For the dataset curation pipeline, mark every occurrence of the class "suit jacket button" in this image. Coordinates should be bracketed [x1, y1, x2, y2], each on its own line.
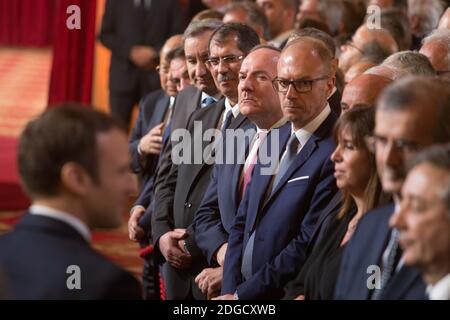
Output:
[184, 202, 188, 207]
[188, 203, 192, 208]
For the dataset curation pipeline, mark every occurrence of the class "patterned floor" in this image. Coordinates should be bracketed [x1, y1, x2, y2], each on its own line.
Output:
[0, 47, 51, 137]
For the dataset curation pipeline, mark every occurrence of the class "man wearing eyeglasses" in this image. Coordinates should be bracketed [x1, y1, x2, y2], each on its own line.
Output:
[217, 37, 339, 299]
[335, 76, 450, 300]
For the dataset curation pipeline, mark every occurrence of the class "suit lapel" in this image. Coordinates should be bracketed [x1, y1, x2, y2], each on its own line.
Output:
[186, 100, 225, 191]
[382, 266, 425, 299]
[153, 94, 170, 125]
[248, 123, 291, 231]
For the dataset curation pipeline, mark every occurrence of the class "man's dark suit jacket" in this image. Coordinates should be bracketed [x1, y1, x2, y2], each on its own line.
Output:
[194, 116, 256, 264]
[334, 203, 427, 300]
[129, 89, 170, 206]
[136, 86, 204, 232]
[0, 213, 141, 300]
[152, 99, 225, 300]
[222, 114, 338, 299]
[99, 0, 183, 93]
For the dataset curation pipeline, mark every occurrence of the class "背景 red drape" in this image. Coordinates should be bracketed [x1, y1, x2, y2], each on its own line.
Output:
[0, 0, 56, 47]
[48, 0, 97, 105]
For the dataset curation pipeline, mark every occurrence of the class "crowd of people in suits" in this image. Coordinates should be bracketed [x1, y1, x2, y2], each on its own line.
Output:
[1, 0, 450, 300]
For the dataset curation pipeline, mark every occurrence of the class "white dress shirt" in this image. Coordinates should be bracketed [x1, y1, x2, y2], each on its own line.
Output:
[30, 204, 91, 242]
[427, 273, 450, 300]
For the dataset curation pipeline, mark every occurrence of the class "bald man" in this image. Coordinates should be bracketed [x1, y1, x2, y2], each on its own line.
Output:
[217, 38, 338, 300]
[341, 74, 392, 112]
[128, 34, 183, 300]
[345, 60, 378, 83]
[420, 29, 450, 80]
[339, 24, 398, 73]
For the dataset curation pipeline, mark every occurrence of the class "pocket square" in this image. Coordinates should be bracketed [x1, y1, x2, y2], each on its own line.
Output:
[288, 176, 309, 183]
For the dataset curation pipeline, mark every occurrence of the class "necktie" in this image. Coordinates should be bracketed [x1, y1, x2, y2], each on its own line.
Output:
[240, 132, 267, 200]
[372, 229, 402, 300]
[272, 133, 300, 190]
[201, 96, 216, 107]
[221, 109, 234, 130]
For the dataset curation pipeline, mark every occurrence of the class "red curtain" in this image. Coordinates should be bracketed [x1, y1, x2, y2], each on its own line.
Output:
[0, 0, 56, 47]
[48, 0, 97, 105]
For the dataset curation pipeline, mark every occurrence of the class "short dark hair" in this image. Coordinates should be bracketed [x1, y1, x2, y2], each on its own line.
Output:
[18, 104, 125, 198]
[287, 27, 336, 57]
[224, 1, 269, 38]
[380, 8, 412, 51]
[407, 144, 450, 214]
[360, 41, 392, 65]
[183, 18, 223, 43]
[377, 76, 450, 144]
[208, 22, 260, 55]
[166, 46, 185, 64]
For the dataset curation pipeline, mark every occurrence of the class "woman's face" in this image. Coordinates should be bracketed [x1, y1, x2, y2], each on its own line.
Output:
[331, 128, 372, 195]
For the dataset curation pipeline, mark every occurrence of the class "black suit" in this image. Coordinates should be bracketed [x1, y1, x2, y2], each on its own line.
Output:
[152, 99, 226, 300]
[99, 0, 184, 128]
[0, 213, 141, 300]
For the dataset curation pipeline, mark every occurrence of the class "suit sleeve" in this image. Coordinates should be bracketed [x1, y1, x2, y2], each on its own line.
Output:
[235, 157, 338, 299]
[194, 164, 229, 264]
[99, 0, 134, 61]
[221, 181, 252, 295]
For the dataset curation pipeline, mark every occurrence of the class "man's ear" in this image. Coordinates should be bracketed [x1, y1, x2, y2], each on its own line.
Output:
[60, 162, 92, 195]
[410, 15, 420, 34]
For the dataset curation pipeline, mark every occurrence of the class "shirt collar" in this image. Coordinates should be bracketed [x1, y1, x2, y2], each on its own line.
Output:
[426, 273, 450, 300]
[224, 98, 240, 118]
[256, 117, 287, 133]
[30, 204, 91, 242]
[291, 104, 331, 147]
[169, 96, 175, 107]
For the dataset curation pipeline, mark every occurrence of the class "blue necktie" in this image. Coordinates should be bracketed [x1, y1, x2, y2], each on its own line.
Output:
[201, 96, 216, 107]
[221, 109, 234, 130]
[272, 133, 300, 189]
[372, 229, 402, 300]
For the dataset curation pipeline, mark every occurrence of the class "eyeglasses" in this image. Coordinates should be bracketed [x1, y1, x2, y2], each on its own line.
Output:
[365, 135, 421, 155]
[272, 75, 330, 94]
[206, 55, 244, 67]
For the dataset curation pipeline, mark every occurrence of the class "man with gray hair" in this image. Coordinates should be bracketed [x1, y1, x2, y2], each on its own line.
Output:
[420, 28, 450, 80]
[335, 76, 450, 300]
[391, 144, 450, 300]
[366, 50, 435, 80]
[408, 0, 444, 49]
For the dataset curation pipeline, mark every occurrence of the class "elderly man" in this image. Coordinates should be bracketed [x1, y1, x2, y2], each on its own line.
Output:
[340, 73, 392, 112]
[408, 0, 444, 49]
[391, 144, 450, 300]
[217, 37, 338, 300]
[127, 35, 183, 300]
[0, 105, 141, 299]
[195, 44, 285, 298]
[152, 23, 260, 300]
[339, 23, 398, 73]
[366, 50, 435, 80]
[420, 29, 450, 80]
[335, 77, 450, 300]
[256, 0, 296, 47]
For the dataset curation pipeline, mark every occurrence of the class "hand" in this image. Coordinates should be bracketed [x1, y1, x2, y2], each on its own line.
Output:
[195, 267, 223, 299]
[130, 45, 157, 69]
[138, 123, 164, 156]
[212, 294, 236, 300]
[294, 294, 305, 300]
[215, 243, 228, 266]
[128, 206, 145, 242]
[158, 230, 192, 269]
